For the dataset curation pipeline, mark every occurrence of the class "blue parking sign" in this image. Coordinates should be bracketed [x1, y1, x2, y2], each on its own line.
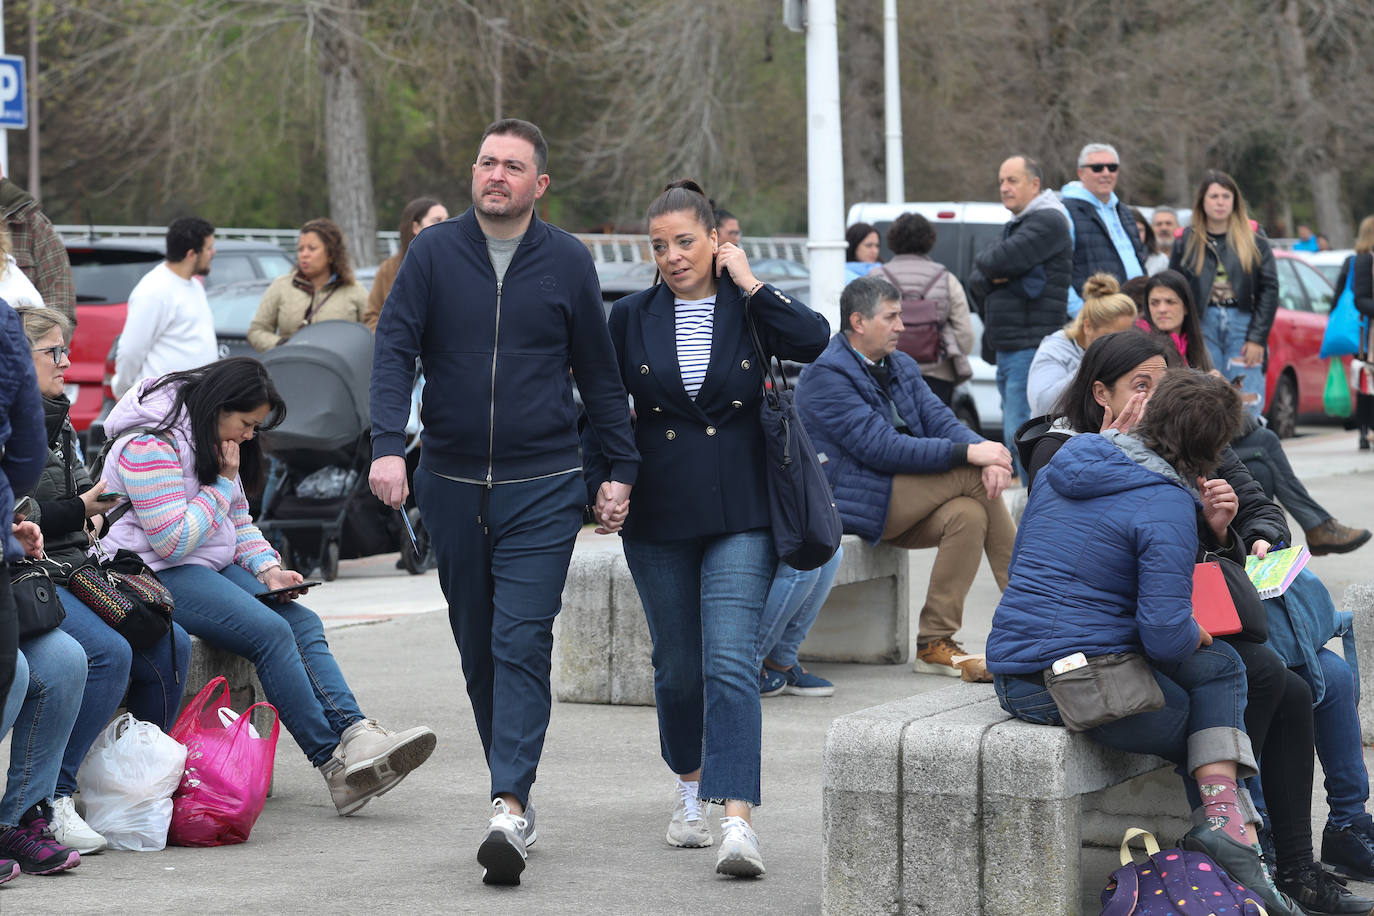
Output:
[0, 56, 26, 130]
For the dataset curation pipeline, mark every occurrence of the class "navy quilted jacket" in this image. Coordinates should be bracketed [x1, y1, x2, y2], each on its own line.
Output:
[795, 334, 984, 543]
[985, 432, 1202, 674]
[0, 305, 47, 561]
[1063, 196, 1147, 294]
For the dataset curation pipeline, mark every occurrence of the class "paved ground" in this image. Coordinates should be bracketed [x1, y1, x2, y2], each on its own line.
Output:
[5, 424, 1373, 914]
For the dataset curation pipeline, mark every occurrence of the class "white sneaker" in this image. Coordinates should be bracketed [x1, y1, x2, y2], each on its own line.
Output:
[49, 796, 107, 855]
[667, 778, 712, 848]
[478, 798, 530, 885]
[715, 815, 765, 877]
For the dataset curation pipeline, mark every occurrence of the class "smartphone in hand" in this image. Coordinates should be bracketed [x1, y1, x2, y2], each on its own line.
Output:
[257, 580, 323, 603]
[13, 496, 36, 523]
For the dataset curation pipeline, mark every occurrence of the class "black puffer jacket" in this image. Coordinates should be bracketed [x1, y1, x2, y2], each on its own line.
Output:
[27, 395, 97, 566]
[966, 192, 1072, 352]
[1169, 228, 1279, 347]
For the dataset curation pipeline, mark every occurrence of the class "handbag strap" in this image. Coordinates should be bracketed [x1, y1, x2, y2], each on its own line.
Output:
[742, 297, 787, 404]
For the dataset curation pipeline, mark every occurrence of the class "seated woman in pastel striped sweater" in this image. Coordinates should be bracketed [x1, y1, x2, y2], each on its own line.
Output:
[98, 358, 435, 817]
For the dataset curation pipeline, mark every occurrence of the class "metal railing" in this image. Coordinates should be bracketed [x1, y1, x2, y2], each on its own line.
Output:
[56, 225, 809, 266]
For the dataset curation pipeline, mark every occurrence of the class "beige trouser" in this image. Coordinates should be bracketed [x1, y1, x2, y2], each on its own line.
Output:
[881, 466, 1016, 643]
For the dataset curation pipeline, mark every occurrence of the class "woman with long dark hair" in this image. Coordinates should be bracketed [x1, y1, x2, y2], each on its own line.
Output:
[844, 222, 881, 283]
[99, 358, 435, 817]
[364, 197, 449, 331]
[582, 179, 829, 878]
[1168, 171, 1277, 415]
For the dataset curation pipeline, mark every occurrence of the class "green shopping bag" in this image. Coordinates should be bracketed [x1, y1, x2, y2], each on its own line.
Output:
[1325, 359, 1353, 417]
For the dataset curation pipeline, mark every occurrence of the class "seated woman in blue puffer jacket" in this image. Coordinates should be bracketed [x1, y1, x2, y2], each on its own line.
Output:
[985, 368, 1303, 914]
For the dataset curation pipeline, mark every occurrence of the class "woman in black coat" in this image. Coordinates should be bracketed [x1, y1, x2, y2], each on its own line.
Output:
[582, 180, 829, 880]
[1334, 215, 1374, 449]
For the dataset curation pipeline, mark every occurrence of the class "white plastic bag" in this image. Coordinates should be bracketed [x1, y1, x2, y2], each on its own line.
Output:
[76, 713, 188, 851]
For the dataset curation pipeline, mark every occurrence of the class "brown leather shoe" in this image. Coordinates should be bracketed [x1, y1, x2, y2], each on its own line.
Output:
[1305, 519, 1372, 557]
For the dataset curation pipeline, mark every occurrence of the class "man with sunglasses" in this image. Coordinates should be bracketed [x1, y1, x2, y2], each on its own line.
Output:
[112, 217, 219, 397]
[1061, 143, 1148, 317]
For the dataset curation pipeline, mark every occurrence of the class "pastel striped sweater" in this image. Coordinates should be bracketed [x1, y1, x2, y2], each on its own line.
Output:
[115, 434, 280, 574]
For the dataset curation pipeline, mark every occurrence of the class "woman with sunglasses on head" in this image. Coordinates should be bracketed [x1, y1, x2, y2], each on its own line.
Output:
[1168, 170, 1278, 416]
[14, 306, 190, 855]
[581, 179, 829, 879]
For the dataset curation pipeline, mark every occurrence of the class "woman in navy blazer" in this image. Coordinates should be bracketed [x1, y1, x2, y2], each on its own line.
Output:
[583, 181, 829, 878]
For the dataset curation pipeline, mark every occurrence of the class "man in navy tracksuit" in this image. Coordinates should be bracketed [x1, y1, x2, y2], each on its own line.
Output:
[369, 119, 639, 885]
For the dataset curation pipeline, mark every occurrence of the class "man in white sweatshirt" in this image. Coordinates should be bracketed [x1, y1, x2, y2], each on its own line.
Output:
[112, 217, 219, 397]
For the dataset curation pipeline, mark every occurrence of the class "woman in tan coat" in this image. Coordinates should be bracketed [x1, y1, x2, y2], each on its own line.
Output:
[248, 217, 368, 351]
[363, 197, 448, 331]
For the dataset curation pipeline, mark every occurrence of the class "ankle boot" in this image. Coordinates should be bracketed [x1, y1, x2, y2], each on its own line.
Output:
[1305, 519, 1373, 556]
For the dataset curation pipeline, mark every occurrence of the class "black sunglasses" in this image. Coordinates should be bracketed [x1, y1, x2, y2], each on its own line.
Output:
[1085, 163, 1120, 173]
[33, 344, 70, 365]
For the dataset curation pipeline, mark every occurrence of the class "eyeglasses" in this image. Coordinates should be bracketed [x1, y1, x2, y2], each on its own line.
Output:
[1085, 163, 1120, 173]
[33, 345, 70, 365]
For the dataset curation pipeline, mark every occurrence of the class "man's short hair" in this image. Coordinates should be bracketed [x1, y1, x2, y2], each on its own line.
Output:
[714, 207, 736, 225]
[1153, 206, 1177, 218]
[887, 212, 936, 256]
[1076, 143, 1120, 168]
[840, 275, 901, 333]
[479, 118, 548, 174]
[166, 216, 215, 263]
[1008, 154, 1043, 184]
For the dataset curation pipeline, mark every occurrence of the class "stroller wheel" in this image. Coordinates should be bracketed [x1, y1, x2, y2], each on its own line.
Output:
[400, 507, 433, 575]
[322, 541, 340, 582]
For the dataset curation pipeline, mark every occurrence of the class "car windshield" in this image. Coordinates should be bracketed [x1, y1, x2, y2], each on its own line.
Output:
[67, 249, 162, 304]
[207, 282, 269, 335]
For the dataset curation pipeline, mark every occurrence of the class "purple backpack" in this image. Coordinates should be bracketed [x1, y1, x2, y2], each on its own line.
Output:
[1100, 828, 1267, 915]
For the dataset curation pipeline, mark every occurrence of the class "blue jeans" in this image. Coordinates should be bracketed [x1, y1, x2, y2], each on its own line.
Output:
[0, 629, 87, 826]
[157, 563, 363, 767]
[757, 548, 843, 669]
[416, 468, 584, 808]
[995, 348, 1036, 483]
[1300, 648, 1367, 829]
[993, 641, 1256, 815]
[623, 529, 775, 806]
[55, 588, 191, 797]
[1201, 305, 1265, 416]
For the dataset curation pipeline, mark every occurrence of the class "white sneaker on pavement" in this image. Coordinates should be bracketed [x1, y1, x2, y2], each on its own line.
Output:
[49, 796, 106, 855]
[715, 815, 765, 877]
[478, 798, 531, 885]
[667, 778, 712, 848]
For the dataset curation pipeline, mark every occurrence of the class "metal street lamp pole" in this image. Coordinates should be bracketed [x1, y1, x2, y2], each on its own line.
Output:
[883, 0, 904, 203]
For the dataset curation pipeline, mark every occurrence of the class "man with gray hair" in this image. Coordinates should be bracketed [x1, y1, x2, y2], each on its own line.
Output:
[1151, 206, 1179, 256]
[796, 275, 1015, 681]
[1061, 142, 1147, 315]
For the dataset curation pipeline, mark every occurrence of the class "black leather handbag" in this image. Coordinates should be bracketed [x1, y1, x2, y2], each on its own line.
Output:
[744, 301, 843, 571]
[10, 558, 66, 640]
[1212, 553, 1269, 643]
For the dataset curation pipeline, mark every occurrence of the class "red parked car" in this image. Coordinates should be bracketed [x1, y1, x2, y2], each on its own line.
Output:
[1265, 250, 1350, 438]
[66, 238, 293, 443]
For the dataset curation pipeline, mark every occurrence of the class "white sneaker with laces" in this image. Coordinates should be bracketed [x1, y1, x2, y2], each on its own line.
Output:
[715, 815, 765, 877]
[49, 796, 107, 855]
[478, 798, 530, 885]
[667, 778, 712, 848]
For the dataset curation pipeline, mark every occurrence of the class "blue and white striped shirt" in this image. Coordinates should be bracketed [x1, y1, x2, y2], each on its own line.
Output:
[675, 296, 715, 399]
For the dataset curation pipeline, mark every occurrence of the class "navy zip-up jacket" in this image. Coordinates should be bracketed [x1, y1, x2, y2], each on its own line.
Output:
[370, 208, 639, 487]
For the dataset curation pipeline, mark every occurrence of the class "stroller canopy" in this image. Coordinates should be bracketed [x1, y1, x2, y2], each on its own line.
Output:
[260, 320, 374, 456]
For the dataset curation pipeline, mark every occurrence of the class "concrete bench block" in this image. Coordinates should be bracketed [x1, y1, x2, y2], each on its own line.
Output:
[608, 556, 654, 706]
[1346, 581, 1374, 745]
[801, 535, 915, 664]
[181, 637, 274, 740]
[553, 549, 619, 704]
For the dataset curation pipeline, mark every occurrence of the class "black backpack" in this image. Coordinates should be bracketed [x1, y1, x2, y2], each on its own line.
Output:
[880, 265, 946, 364]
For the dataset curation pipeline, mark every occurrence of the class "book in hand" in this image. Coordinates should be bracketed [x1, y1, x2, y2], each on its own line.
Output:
[1192, 562, 1243, 636]
[1244, 545, 1310, 599]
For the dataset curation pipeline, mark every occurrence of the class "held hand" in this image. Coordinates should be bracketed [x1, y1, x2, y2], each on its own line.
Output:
[79, 481, 110, 518]
[261, 566, 306, 601]
[594, 480, 632, 535]
[11, 521, 42, 558]
[1197, 477, 1239, 541]
[982, 464, 1012, 501]
[218, 439, 241, 480]
[1100, 390, 1148, 434]
[1241, 341, 1265, 368]
[1196, 622, 1213, 648]
[1250, 539, 1271, 559]
[714, 242, 758, 294]
[369, 455, 409, 509]
[966, 441, 1013, 473]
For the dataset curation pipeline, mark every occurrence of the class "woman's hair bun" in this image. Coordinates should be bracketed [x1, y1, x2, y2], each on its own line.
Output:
[1082, 273, 1122, 300]
[663, 178, 707, 198]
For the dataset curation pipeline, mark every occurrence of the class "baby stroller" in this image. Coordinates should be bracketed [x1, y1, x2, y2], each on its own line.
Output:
[255, 321, 431, 580]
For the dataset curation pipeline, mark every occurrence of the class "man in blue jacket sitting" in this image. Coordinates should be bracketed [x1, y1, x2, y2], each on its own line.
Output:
[796, 276, 1017, 681]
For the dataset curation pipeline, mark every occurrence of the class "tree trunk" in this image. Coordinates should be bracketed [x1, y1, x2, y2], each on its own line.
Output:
[1273, 0, 1352, 247]
[838, 0, 884, 207]
[315, 0, 378, 267]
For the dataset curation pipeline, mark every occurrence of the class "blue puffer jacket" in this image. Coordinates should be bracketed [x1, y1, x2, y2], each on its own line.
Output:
[796, 334, 984, 543]
[0, 305, 47, 561]
[986, 430, 1202, 674]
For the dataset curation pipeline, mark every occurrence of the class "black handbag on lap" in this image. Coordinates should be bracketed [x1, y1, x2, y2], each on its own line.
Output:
[10, 558, 66, 640]
[744, 302, 843, 571]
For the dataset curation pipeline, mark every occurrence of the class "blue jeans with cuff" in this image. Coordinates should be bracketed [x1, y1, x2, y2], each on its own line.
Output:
[157, 562, 364, 767]
[0, 629, 87, 826]
[756, 548, 843, 669]
[624, 529, 775, 807]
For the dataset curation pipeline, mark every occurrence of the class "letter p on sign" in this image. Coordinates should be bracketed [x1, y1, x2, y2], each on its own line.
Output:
[0, 56, 28, 129]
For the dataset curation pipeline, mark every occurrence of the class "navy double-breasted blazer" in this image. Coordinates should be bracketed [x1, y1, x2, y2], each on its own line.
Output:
[582, 274, 829, 541]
